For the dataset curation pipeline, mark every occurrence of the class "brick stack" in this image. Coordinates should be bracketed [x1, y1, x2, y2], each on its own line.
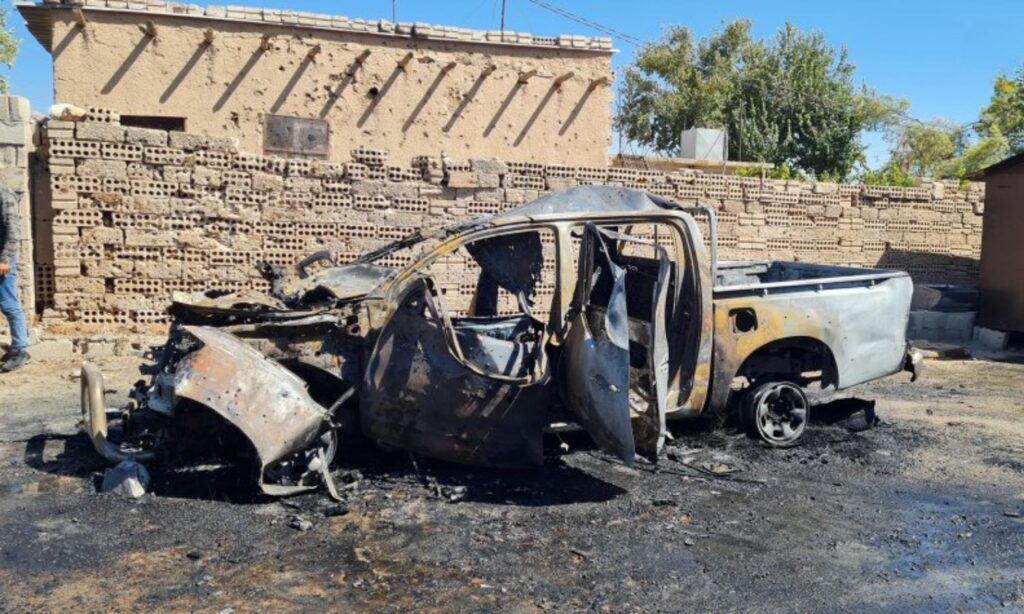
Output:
[36, 111, 985, 332]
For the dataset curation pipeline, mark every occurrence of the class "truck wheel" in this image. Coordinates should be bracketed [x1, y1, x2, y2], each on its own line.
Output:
[743, 381, 809, 447]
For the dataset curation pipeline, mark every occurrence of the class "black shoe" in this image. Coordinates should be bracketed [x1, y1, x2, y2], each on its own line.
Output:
[1, 350, 29, 372]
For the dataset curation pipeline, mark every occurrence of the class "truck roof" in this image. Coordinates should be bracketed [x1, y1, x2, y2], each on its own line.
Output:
[496, 186, 680, 219]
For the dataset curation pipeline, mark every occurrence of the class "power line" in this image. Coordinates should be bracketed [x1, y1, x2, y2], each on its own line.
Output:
[523, 0, 646, 47]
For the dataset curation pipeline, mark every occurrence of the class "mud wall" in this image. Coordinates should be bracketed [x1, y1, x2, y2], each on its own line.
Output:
[0, 95, 35, 337]
[35, 113, 984, 331]
[44, 2, 613, 166]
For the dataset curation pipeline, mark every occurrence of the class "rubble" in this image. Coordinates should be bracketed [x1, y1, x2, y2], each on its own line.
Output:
[289, 515, 314, 532]
[4, 347, 1024, 611]
[321, 503, 350, 518]
[99, 460, 150, 498]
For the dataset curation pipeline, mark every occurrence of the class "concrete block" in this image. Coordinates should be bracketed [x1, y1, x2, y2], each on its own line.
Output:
[78, 158, 127, 177]
[125, 228, 175, 247]
[168, 131, 208, 150]
[125, 127, 168, 147]
[974, 326, 1009, 350]
[76, 122, 125, 142]
[0, 167, 27, 192]
[252, 172, 284, 191]
[909, 310, 976, 343]
[8, 97, 30, 122]
[470, 159, 509, 175]
[100, 460, 150, 498]
[546, 177, 578, 191]
[722, 200, 744, 214]
[448, 169, 491, 187]
[31, 338, 75, 361]
[206, 136, 239, 152]
[81, 226, 124, 245]
[0, 120, 30, 146]
[192, 166, 223, 187]
[81, 337, 117, 358]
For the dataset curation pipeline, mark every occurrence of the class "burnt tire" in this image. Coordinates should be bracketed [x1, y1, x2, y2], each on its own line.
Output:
[742, 381, 809, 447]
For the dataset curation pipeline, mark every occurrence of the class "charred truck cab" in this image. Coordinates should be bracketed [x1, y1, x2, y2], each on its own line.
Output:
[80, 187, 921, 496]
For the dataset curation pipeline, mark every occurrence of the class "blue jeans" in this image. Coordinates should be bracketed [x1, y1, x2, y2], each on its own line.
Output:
[0, 256, 28, 351]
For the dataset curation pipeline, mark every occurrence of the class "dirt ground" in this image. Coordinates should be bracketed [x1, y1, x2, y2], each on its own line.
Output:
[1, 354, 1023, 612]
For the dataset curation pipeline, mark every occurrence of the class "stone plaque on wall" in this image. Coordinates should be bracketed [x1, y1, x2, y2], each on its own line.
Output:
[263, 115, 330, 158]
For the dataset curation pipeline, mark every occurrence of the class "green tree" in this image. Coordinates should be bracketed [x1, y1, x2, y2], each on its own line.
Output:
[874, 70, 1021, 183]
[885, 120, 961, 178]
[858, 162, 916, 187]
[0, 8, 18, 94]
[978, 72, 1024, 154]
[615, 20, 901, 180]
[940, 126, 1010, 180]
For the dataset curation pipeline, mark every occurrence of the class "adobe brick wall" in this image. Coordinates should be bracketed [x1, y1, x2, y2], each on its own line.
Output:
[0, 95, 35, 342]
[39, 1, 613, 166]
[34, 111, 984, 333]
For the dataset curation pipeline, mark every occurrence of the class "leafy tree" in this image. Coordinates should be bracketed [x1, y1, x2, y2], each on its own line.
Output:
[940, 126, 1010, 180]
[885, 120, 961, 178]
[874, 71, 1021, 183]
[0, 8, 18, 95]
[858, 162, 916, 187]
[978, 72, 1024, 154]
[615, 20, 900, 180]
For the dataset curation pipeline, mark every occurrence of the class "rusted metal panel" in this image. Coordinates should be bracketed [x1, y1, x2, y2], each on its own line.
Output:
[561, 225, 635, 466]
[262, 114, 330, 158]
[560, 224, 676, 464]
[174, 326, 329, 494]
[360, 283, 549, 467]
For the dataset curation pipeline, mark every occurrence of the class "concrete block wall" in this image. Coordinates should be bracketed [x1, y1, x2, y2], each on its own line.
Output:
[0, 95, 35, 341]
[35, 111, 984, 333]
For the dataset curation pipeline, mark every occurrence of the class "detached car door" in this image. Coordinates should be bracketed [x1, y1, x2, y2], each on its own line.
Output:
[560, 223, 673, 466]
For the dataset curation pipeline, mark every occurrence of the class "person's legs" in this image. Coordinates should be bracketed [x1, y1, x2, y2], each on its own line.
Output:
[0, 256, 29, 369]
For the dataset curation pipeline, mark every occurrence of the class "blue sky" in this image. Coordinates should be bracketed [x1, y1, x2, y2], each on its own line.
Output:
[6, 0, 1024, 166]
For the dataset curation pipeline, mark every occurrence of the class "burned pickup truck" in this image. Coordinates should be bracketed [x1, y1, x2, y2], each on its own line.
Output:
[81, 186, 922, 496]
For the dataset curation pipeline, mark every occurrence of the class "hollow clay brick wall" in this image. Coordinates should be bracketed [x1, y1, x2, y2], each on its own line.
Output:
[36, 111, 984, 331]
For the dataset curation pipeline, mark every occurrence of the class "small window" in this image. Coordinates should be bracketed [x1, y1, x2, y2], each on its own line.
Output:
[120, 115, 186, 131]
[263, 114, 330, 158]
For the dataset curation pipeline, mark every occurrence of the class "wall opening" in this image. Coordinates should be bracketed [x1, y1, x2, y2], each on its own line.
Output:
[120, 115, 187, 131]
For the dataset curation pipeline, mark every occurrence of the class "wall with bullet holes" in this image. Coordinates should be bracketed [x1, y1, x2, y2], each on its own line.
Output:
[37, 1, 615, 167]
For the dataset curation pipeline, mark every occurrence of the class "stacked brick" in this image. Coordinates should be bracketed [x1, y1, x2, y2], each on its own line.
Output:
[37, 113, 984, 330]
[0, 96, 35, 338]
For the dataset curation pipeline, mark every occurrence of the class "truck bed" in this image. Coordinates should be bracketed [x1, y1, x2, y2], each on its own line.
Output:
[714, 261, 907, 295]
[710, 260, 914, 391]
